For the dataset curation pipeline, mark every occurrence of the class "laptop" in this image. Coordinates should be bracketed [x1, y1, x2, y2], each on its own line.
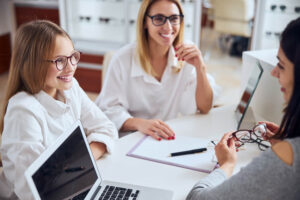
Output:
[25, 121, 173, 200]
[234, 61, 263, 130]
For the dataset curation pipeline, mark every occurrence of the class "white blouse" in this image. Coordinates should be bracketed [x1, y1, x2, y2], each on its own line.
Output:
[96, 43, 219, 130]
[0, 79, 118, 200]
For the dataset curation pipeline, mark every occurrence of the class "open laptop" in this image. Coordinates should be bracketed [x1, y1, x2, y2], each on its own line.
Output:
[234, 61, 263, 130]
[25, 121, 173, 200]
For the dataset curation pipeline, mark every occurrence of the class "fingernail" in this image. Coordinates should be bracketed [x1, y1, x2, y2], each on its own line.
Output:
[168, 137, 171, 140]
[175, 54, 177, 57]
[182, 58, 185, 61]
[172, 136, 175, 140]
[158, 138, 161, 141]
[174, 47, 177, 50]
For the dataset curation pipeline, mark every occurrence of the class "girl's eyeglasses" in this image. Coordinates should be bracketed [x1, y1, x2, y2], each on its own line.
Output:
[46, 51, 81, 71]
[232, 123, 270, 151]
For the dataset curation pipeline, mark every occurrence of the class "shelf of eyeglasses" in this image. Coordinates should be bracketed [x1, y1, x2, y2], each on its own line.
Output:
[267, 4, 300, 14]
[76, 16, 194, 28]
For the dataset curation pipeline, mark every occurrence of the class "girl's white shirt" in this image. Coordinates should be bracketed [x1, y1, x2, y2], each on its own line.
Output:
[0, 78, 118, 200]
[96, 43, 219, 130]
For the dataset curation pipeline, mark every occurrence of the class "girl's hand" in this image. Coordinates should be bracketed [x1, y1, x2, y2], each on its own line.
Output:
[215, 132, 237, 177]
[175, 43, 205, 69]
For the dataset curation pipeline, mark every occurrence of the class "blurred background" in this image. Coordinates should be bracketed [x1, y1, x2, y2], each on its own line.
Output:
[0, 0, 300, 110]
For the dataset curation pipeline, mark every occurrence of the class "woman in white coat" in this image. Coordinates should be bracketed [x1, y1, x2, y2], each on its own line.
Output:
[96, 0, 218, 140]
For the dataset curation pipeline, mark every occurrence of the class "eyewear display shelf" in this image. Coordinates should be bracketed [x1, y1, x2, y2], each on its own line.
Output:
[58, 0, 202, 55]
[251, 0, 300, 50]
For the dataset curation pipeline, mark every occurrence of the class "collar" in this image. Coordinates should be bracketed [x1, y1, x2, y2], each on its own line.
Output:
[35, 90, 72, 117]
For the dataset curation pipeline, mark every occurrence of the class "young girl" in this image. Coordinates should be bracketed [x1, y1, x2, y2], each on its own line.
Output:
[0, 20, 117, 200]
[96, 0, 218, 140]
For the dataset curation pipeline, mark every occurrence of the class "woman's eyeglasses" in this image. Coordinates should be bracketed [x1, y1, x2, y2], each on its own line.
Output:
[147, 14, 184, 26]
[232, 124, 270, 151]
[46, 51, 81, 71]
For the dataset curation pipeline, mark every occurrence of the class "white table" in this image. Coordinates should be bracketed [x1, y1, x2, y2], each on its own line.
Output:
[97, 105, 263, 200]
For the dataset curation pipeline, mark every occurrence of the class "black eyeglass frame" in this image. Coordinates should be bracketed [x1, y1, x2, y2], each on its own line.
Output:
[232, 124, 270, 151]
[146, 14, 184, 26]
[46, 51, 82, 71]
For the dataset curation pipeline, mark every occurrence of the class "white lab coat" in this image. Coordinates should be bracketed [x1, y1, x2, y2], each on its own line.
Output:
[96, 43, 219, 130]
[0, 78, 118, 200]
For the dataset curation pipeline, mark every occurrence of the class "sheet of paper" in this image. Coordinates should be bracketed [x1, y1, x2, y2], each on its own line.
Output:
[127, 135, 218, 173]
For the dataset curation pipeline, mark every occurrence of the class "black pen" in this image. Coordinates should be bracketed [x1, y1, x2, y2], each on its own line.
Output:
[64, 166, 85, 173]
[169, 148, 207, 157]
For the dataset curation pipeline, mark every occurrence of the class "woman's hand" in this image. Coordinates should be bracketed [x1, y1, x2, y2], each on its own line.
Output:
[89, 142, 107, 160]
[175, 43, 205, 69]
[258, 121, 281, 146]
[123, 118, 175, 141]
[215, 132, 237, 177]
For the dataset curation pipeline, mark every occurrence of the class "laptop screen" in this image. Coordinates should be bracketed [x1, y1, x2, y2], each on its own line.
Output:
[32, 126, 98, 200]
[235, 62, 263, 130]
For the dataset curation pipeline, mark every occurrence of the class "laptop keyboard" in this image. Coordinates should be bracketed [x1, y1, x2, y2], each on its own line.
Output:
[98, 185, 140, 200]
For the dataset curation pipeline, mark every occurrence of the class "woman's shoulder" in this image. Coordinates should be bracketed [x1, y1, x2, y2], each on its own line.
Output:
[271, 138, 300, 166]
[6, 91, 41, 116]
[113, 42, 137, 59]
[112, 43, 136, 63]
[8, 91, 38, 107]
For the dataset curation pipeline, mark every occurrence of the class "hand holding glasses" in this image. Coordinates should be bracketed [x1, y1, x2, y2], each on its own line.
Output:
[231, 123, 270, 151]
[46, 51, 81, 71]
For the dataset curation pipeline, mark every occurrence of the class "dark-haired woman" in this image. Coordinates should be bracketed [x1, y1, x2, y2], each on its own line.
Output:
[187, 17, 300, 200]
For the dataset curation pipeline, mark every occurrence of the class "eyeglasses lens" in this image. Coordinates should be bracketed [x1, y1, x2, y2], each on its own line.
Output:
[235, 131, 251, 141]
[56, 57, 66, 71]
[55, 51, 80, 71]
[71, 52, 80, 65]
[253, 124, 267, 137]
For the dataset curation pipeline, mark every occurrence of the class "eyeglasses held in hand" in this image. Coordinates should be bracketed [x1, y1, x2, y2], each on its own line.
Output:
[46, 51, 81, 71]
[232, 123, 270, 151]
[147, 14, 184, 26]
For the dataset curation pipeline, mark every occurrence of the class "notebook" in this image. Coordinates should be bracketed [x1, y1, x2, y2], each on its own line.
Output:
[127, 61, 264, 172]
[127, 135, 217, 173]
[25, 121, 173, 200]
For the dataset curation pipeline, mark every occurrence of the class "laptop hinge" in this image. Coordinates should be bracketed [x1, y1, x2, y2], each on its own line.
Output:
[91, 186, 101, 200]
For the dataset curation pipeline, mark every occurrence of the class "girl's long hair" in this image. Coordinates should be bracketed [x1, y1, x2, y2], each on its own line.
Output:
[0, 20, 71, 133]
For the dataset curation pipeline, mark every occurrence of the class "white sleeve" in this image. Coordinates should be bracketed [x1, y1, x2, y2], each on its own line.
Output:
[95, 56, 132, 131]
[1, 105, 45, 200]
[75, 80, 118, 153]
